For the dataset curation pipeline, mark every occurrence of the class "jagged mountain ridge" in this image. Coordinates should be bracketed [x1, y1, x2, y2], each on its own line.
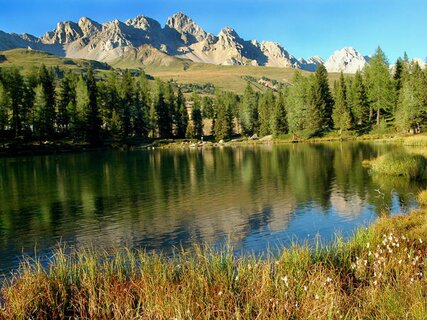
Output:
[0, 12, 378, 73]
[0, 12, 328, 70]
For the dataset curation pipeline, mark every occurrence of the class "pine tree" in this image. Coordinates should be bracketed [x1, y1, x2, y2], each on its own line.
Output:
[286, 71, 310, 138]
[154, 79, 173, 138]
[313, 64, 334, 129]
[3, 68, 24, 137]
[213, 91, 233, 141]
[395, 62, 426, 133]
[72, 76, 89, 140]
[0, 82, 11, 135]
[118, 70, 134, 138]
[134, 72, 150, 137]
[191, 93, 203, 139]
[37, 65, 56, 137]
[349, 71, 370, 126]
[175, 88, 188, 138]
[85, 66, 101, 144]
[57, 71, 76, 135]
[273, 92, 288, 136]
[32, 84, 49, 141]
[332, 73, 352, 134]
[240, 83, 258, 136]
[365, 47, 394, 128]
[258, 90, 275, 137]
[304, 79, 323, 137]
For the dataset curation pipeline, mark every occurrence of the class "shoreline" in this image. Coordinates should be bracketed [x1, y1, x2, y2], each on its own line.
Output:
[0, 132, 424, 157]
[1, 208, 426, 318]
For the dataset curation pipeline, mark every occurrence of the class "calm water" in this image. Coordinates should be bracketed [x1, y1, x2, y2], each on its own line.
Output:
[0, 142, 422, 272]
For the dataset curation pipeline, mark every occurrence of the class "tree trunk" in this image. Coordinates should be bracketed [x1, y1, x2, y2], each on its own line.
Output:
[376, 109, 380, 128]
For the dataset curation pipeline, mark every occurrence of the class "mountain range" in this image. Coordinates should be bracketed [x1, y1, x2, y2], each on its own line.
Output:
[0, 12, 375, 73]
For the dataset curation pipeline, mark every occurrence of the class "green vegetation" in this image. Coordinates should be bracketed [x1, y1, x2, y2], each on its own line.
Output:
[1, 46, 427, 148]
[417, 190, 427, 207]
[364, 152, 427, 179]
[1, 207, 426, 319]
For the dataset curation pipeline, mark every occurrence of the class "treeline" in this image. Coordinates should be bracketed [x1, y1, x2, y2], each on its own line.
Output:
[0, 47, 426, 145]
[0, 66, 205, 144]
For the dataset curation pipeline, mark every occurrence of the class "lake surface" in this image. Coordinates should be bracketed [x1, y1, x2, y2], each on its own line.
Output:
[0, 142, 422, 272]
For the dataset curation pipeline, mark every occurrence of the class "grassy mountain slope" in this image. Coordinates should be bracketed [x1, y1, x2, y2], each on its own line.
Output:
[0, 48, 342, 94]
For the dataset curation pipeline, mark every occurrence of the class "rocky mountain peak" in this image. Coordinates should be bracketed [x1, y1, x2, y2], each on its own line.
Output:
[166, 12, 208, 44]
[126, 15, 162, 32]
[324, 47, 368, 73]
[218, 27, 242, 48]
[42, 21, 83, 44]
[78, 17, 101, 37]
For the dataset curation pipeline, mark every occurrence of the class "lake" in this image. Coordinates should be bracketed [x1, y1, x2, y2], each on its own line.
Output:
[0, 142, 422, 272]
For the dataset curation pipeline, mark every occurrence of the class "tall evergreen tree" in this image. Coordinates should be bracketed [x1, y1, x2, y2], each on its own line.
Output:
[286, 71, 310, 138]
[32, 84, 50, 141]
[175, 88, 188, 138]
[213, 91, 233, 141]
[98, 73, 119, 136]
[118, 70, 134, 138]
[0, 82, 11, 135]
[240, 83, 258, 136]
[72, 76, 89, 140]
[57, 71, 76, 135]
[395, 62, 427, 133]
[305, 79, 323, 137]
[85, 66, 101, 144]
[365, 47, 394, 128]
[349, 71, 370, 126]
[273, 92, 288, 136]
[258, 90, 275, 137]
[37, 65, 56, 137]
[3, 68, 24, 137]
[134, 73, 150, 137]
[332, 73, 352, 134]
[313, 64, 334, 129]
[154, 79, 173, 138]
[191, 93, 203, 139]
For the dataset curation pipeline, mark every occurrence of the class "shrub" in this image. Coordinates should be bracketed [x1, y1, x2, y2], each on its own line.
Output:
[366, 153, 427, 179]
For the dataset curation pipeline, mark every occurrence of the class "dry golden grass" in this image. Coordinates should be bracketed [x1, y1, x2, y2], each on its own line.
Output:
[1, 207, 426, 319]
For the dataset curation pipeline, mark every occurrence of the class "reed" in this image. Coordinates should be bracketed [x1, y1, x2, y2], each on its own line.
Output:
[1, 211, 426, 319]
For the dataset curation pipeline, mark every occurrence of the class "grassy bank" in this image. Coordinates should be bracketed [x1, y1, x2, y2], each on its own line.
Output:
[1, 209, 426, 319]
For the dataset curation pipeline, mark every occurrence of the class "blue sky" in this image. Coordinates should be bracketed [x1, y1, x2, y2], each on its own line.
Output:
[0, 0, 426, 62]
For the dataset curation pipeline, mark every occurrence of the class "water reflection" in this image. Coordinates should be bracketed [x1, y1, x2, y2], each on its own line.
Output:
[0, 142, 422, 271]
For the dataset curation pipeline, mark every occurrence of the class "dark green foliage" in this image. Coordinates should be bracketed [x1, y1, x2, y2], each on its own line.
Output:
[332, 73, 352, 134]
[175, 88, 188, 138]
[395, 62, 427, 133]
[2, 46, 427, 144]
[0, 82, 10, 134]
[313, 64, 334, 129]
[191, 93, 203, 139]
[118, 70, 135, 139]
[349, 71, 370, 127]
[365, 47, 394, 128]
[258, 90, 275, 137]
[213, 91, 234, 141]
[239, 83, 258, 136]
[155, 79, 173, 139]
[85, 66, 101, 145]
[2, 67, 24, 137]
[57, 71, 76, 135]
[273, 92, 288, 136]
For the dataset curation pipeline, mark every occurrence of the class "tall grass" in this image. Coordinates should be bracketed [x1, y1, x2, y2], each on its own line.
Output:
[1, 209, 426, 319]
[364, 152, 427, 179]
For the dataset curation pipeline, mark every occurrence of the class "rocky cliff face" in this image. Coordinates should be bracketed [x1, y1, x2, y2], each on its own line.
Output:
[0, 12, 374, 73]
[324, 47, 369, 73]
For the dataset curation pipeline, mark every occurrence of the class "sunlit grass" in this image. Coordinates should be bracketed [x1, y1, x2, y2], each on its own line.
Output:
[1, 206, 426, 319]
[364, 152, 427, 179]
